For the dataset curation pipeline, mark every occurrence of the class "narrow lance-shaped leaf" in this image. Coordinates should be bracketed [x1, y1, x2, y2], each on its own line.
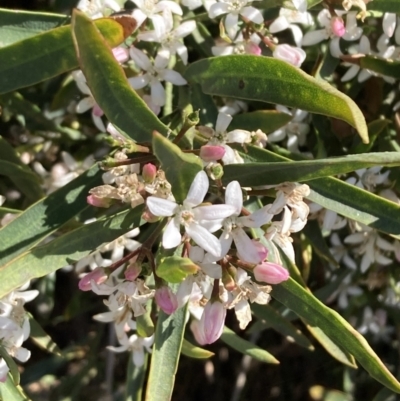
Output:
[72, 9, 170, 142]
[0, 8, 69, 47]
[273, 278, 400, 393]
[359, 55, 400, 79]
[223, 152, 400, 187]
[145, 304, 187, 401]
[366, 0, 400, 12]
[184, 55, 368, 143]
[0, 17, 130, 94]
[221, 326, 279, 364]
[152, 131, 203, 203]
[0, 165, 102, 267]
[0, 207, 143, 298]
[232, 145, 400, 237]
[181, 339, 215, 359]
[229, 110, 293, 134]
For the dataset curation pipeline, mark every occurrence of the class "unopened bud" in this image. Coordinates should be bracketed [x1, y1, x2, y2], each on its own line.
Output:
[87, 194, 113, 208]
[112, 46, 130, 63]
[197, 300, 226, 345]
[78, 267, 107, 291]
[273, 44, 306, 68]
[331, 16, 346, 37]
[245, 42, 262, 55]
[142, 163, 157, 183]
[200, 145, 226, 162]
[92, 104, 104, 117]
[155, 286, 178, 315]
[125, 263, 142, 281]
[253, 261, 289, 284]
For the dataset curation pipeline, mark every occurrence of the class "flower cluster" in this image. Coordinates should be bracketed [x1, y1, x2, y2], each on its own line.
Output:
[0, 284, 38, 382]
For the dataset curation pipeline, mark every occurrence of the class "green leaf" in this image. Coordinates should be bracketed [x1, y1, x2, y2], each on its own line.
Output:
[126, 353, 148, 401]
[220, 326, 280, 364]
[181, 339, 215, 359]
[223, 151, 400, 187]
[305, 325, 357, 368]
[0, 207, 143, 298]
[272, 278, 400, 393]
[367, 0, 400, 12]
[0, 374, 31, 401]
[184, 56, 368, 143]
[233, 145, 400, 237]
[250, 303, 314, 350]
[353, 119, 390, 154]
[0, 8, 69, 47]
[28, 313, 62, 356]
[152, 131, 203, 203]
[145, 305, 187, 401]
[0, 165, 102, 266]
[359, 55, 400, 79]
[229, 110, 293, 134]
[72, 10, 170, 142]
[157, 256, 199, 283]
[0, 17, 126, 94]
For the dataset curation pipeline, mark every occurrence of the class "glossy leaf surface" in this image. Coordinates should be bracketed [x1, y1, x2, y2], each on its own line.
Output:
[273, 278, 400, 393]
[184, 56, 368, 143]
[72, 10, 169, 142]
[0, 17, 126, 94]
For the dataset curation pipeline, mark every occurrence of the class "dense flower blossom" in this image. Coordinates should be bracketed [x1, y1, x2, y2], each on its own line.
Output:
[146, 170, 236, 257]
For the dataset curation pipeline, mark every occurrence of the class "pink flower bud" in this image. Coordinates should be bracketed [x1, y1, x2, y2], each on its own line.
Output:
[112, 47, 130, 64]
[125, 263, 142, 281]
[245, 42, 262, 56]
[78, 267, 107, 291]
[197, 301, 226, 345]
[87, 194, 113, 208]
[253, 262, 289, 284]
[92, 104, 104, 117]
[142, 163, 157, 183]
[331, 16, 346, 37]
[155, 286, 178, 315]
[200, 145, 226, 162]
[273, 44, 306, 68]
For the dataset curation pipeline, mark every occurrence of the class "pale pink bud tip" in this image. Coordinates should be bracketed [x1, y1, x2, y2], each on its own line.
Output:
[245, 42, 262, 56]
[142, 163, 157, 183]
[87, 194, 112, 208]
[112, 47, 129, 64]
[155, 286, 178, 315]
[78, 267, 107, 291]
[125, 263, 142, 281]
[253, 262, 289, 284]
[200, 145, 226, 162]
[331, 17, 346, 37]
[198, 301, 226, 345]
[273, 44, 306, 68]
[92, 104, 104, 117]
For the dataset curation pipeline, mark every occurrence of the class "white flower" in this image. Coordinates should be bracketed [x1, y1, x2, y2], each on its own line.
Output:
[108, 334, 154, 366]
[208, 0, 263, 39]
[128, 48, 187, 107]
[72, 70, 106, 132]
[138, 10, 196, 65]
[198, 112, 253, 164]
[212, 32, 261, 56]
[131, 0, 182, 28]
[220, 181, 273, 264]
[77, 0, 121, 19]
[268, 106, 309, 153]
[269, 0, 313, 46]
[146, 171, 236, 257]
